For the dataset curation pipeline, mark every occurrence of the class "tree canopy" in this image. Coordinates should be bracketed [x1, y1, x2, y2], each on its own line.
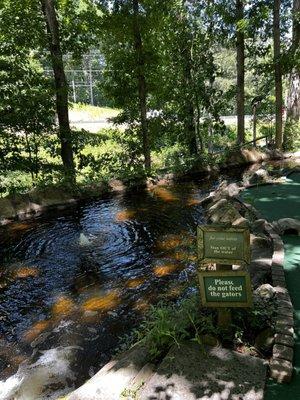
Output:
[0, 0, 299, 193]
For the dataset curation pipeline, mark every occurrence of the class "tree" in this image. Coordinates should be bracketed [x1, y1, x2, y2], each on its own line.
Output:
[286, 0, 300, 121]
[132, 0, 151, 170]
[179, 1, 198, 155]
[273, 0, 283, 149]
[40, 0, 75, 181]
[283, 0, 300, 149]
[236, 0, 245, 145]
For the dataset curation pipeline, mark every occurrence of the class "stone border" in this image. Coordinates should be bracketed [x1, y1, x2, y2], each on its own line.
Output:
[239, 200, 294, 383]
[198, 174, 295, 384]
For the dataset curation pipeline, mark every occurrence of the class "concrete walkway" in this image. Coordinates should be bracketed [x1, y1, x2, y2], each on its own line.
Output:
[243, 171, 300, 398]
[63, 341, 267, 400]
[139, 342, 267, 400]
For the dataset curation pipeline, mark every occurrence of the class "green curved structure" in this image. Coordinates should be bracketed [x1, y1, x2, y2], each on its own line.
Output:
[243, 172, 300, 398]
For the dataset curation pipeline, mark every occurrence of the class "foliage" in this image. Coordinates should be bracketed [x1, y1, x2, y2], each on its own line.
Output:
[131, 295, 217, 361]
[232, 294, 277, 346]
[0, 0, 299, 195]
[117, 289, 277, 362]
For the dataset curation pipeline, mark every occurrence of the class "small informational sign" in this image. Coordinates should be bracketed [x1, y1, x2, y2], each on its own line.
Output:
[197, 225, 250, 266]
[198, 271, 253, 308]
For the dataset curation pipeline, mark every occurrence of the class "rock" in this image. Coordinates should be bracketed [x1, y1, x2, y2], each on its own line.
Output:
[251, 235, 270, 248]
[199, 193, 214, 206]
[248, 168, 270, 185]
[226, 183, 241, 197]
[0, 346, 80, 400]
[232, 216, 251, 227]
[207, 198, 228, 214]
[207, 199, 242, 224]
[265, 148, 284, 160]
[29, 187, 75, 208]
[272, 218, 300, 235]
[252, 219, 267, 233]
[211, 182, 241, 203]
[225, 147, 267, 167]
[211, 207, 242, 224]
[255, 328, 274, 353]
[273, 344, 294, 362]
[274, 333, 294, 348]
[108, 179, 126, 192]
[254, 284, 275, 300]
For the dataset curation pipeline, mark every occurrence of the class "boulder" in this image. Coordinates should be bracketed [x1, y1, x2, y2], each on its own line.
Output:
[225, 147, 267, 167]
[0, 346, 80, 400]
[247, 168, 270, 185]
[252, 219, 267, 233]
[207, 198, 228, 214]
[108, 179, 126, 192]
[272, 218, 300, 235]
[265, 148, 284, 160]
[214, 183, 241, 200]
[232, 216, 251, 228]
[254, 284, 275, 300]
[209, 205, 242, 224]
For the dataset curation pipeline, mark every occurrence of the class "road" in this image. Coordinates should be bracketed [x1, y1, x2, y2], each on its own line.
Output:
[69, 112, 254, 133]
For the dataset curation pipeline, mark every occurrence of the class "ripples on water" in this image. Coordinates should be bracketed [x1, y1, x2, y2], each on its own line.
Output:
[0, 178, 230, 386]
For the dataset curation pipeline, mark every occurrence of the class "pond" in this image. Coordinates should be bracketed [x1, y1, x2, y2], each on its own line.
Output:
[0, 174, 231, 392]
[0, 157, 297, 398]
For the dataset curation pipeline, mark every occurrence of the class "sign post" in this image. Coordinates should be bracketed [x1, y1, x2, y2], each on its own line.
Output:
[197, 225, 252, 330]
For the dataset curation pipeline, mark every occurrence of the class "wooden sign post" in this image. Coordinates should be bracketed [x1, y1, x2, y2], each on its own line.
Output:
[197, 225, 252, 330]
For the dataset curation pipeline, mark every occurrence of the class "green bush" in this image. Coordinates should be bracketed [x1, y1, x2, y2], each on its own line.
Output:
[127, 295, 217, 361]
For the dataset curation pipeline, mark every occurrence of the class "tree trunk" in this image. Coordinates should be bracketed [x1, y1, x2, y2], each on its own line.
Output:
[286, 0, 300, 122]
[181, 2, 197, 155]
[132, 0, 151, 172]
[253, 105, 257, 147]
[40, 0, 75, 181]
[287, 73, 300, 121]
[273, 0, 283, 149]
[183, 60, 197, 155]
[236, 0, 245, 145]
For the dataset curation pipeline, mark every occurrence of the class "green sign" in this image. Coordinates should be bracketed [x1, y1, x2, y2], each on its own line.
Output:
[198, 271, 252, 308]
[197, 225, 250, 265]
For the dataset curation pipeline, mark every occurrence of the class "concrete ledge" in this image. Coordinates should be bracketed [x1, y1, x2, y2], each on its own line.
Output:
[239, 195, 295, 384]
